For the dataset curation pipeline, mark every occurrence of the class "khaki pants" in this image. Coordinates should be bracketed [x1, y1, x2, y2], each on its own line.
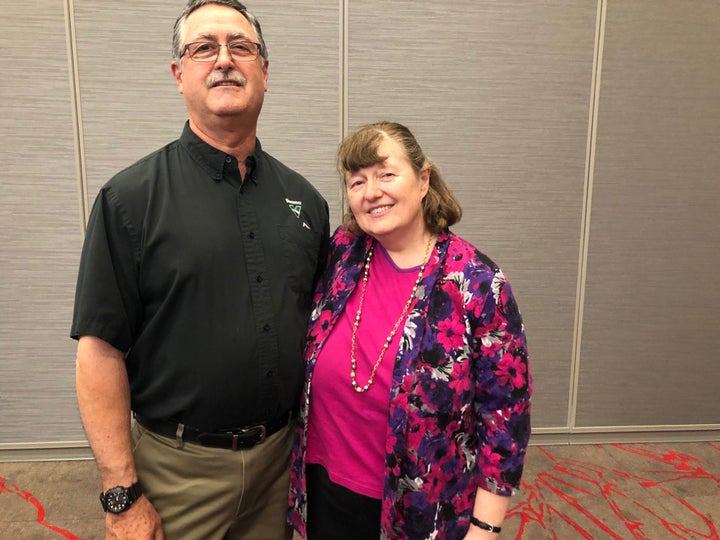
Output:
[131, 419, 294, 540]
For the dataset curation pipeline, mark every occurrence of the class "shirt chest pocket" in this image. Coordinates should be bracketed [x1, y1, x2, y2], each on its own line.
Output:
[278, 225, 321, 299]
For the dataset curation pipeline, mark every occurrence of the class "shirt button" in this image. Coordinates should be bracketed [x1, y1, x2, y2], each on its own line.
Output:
[265, 369, 276, 378]
[263, 324, 271, 332]
[225, 156, 232, 163]
[256, 275, 263, 283]
[248, 232, 255, 239]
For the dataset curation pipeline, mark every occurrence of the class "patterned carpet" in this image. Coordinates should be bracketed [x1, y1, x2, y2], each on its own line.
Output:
[1, 442, 718, 539]
[504, 442, 719, 539]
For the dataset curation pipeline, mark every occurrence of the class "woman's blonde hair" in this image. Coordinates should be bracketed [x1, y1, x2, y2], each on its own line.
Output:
[337, 121, 462, 236]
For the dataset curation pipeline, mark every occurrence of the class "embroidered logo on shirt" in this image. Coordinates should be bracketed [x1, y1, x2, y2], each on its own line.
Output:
[286, 198, 302, 218]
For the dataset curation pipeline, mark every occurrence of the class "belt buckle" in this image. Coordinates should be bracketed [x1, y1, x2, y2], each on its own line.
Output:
[230, 424, 266, 451]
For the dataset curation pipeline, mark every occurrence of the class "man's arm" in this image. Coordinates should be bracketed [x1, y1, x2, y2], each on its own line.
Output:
[76, 335, 163, 539]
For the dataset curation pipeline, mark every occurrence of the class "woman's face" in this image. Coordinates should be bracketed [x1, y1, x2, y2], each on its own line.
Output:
[345, 138, 430, 246]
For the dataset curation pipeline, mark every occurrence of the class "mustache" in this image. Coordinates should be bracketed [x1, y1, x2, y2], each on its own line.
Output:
[206, 72, 247, 88]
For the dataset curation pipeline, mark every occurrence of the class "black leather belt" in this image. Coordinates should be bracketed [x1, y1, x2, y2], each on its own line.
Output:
[135, 410, 294, 451]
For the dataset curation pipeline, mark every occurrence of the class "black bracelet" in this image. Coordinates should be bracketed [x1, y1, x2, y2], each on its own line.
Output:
[470, 516, 502, 533]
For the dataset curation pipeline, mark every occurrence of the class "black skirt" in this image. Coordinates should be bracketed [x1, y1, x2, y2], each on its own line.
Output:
[306, 463, 382, 540]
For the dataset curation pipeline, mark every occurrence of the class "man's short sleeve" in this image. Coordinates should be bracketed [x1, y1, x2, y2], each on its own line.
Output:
[70, 186, 142, 352]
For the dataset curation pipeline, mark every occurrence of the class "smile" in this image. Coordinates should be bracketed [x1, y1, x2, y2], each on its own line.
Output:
[207, 74, 246, 88]
[211, 81, 242, 87]
[369, 205, 392, 215]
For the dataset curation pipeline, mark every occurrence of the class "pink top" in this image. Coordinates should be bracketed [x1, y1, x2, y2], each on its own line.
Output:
[305, 244, 422, 499]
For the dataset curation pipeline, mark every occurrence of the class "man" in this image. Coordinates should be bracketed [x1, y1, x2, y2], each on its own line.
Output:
[71, 1, 329, 538]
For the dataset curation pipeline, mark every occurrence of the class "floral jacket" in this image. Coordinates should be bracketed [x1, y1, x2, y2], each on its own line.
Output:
[288, 228, 532, 540]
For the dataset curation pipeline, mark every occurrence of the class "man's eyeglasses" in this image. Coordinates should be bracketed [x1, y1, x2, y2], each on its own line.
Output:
[181, 40, 261, 62]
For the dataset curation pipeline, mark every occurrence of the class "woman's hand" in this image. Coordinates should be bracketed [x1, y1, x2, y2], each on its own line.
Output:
[463, 525, 500, 540]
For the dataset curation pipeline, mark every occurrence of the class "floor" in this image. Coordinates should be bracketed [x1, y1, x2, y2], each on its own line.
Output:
[1, 442, 718, 539]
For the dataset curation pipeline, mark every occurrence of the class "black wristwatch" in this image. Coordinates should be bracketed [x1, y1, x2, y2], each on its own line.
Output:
[99, 481, 143, 514]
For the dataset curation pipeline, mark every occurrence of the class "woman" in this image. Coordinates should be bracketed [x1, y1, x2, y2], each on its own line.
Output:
[289, 122, 532, 539]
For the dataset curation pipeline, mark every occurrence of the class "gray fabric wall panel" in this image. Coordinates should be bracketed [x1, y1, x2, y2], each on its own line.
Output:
[73, 1, 189, 199]
[2, 1, 719, 452]
[252, 1, 342, 218]
[347, 1, 599, 427]
[0, 2, 85, 442]
[577, 2, 720, 427]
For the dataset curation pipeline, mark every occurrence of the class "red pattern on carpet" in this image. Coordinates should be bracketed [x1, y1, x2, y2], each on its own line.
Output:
[508, 442, 720, 539]
[0, 476, 79, 539]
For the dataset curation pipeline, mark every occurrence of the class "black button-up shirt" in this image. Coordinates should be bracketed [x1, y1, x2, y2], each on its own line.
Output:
[72, 122, 329, 429]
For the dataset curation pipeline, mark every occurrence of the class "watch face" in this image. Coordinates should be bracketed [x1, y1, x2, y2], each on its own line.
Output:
[104, 487, 130, 513]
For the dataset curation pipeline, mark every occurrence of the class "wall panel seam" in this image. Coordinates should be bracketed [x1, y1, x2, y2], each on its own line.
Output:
[64, 0, 89, 234]
[340, 0, 348, 139]
[569, 0, 607, 429]
[337, 0, 349, 225]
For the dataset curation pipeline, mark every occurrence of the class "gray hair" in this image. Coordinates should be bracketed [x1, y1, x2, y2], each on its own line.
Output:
[172, 0, 268, 66]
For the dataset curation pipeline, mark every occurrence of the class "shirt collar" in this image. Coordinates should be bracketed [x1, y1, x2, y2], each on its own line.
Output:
[179, 121, 262, 184]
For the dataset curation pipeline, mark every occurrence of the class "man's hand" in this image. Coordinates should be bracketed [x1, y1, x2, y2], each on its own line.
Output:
[105, 496, 163, 540]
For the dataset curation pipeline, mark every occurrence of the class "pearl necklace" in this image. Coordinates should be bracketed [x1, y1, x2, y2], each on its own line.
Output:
[350, 236, 434, 393]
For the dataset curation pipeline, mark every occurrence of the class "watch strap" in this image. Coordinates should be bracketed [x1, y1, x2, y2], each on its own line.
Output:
[126, 480, 143, 503]
[470, 516, 502, 533]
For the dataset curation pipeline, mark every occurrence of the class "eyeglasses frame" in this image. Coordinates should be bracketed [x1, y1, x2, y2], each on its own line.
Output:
[180, 40, 262, 63]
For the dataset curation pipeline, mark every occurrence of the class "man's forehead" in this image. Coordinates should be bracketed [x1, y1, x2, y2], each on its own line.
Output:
[185, 4, 253, 37]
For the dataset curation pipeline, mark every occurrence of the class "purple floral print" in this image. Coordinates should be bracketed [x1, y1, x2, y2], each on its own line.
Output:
[289, 228, 532, 540]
